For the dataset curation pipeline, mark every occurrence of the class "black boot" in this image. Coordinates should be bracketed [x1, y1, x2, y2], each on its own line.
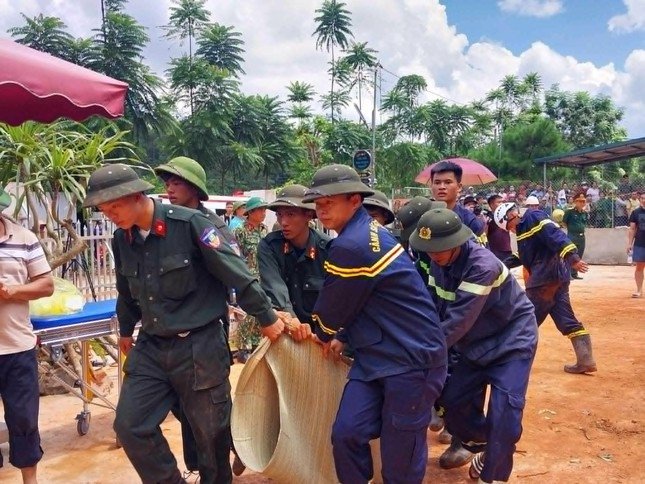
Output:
[439, 435, 474, 469]
[564, 334, 597, 373]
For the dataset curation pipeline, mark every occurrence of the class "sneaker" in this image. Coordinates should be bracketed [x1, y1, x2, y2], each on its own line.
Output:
[469, 452, 485, 480]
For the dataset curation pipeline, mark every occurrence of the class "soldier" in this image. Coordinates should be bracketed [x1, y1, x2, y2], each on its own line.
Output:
[362, 190, 395, 226]
[494, 202, 597, 374]
[154, 156, 243, 478]
[258, 184, 329, 335]
[82, 164, 292, 484]
[233, 197, 269, 355]
[409, 208, 538, 484]
[303, 164, 448, 484]
[562, 192, 589, 280]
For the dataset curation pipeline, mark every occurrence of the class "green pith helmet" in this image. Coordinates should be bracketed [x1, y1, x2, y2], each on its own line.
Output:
[232, 200, 246, 212]
[409, 208, 473, 253]
[83, 164, 153, 208]
[302, 164, 374, 203]
[154, 156, 209, 201]
[268, 185, 316, 212]
[396, 196, 447, 242]
[243, 196, 268, 215]
[0, 186, 11, 210]
[363, 190, 395, 225]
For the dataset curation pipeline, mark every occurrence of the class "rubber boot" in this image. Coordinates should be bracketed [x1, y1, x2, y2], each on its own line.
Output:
[438, 427, 452, 444]
[429, 407, 444, 432]
[564, 334, 597, 374]
[439, 435, 474, 469]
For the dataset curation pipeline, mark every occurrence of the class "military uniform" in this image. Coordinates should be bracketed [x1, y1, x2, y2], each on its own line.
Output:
[90, 170, 277, 484]
[258, 228, 330, 329]
[563, 206, 588, 278]
[410, 210, 537, 483]
[233, 222, 267, 350]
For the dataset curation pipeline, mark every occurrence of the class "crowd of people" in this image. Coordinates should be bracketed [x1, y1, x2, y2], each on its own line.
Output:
[1, 158, 643, 484]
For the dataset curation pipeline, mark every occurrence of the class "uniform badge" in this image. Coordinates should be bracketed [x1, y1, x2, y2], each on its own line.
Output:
[153, 219, 167, 237]
[200, 228, 221, 249]
[308, 246, 317, 259]
[418, 227, 432, 240]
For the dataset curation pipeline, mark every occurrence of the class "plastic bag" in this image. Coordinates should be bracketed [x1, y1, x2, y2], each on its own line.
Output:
[29, 277, 85, 317]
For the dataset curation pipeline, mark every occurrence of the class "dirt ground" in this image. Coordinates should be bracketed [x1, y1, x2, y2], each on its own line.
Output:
[1, 265, 642, 483]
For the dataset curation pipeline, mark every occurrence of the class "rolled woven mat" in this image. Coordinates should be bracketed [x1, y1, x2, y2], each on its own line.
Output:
[231, 336, 383, 483]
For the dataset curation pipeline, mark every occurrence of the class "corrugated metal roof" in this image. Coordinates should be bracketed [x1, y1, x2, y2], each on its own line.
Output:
[534, 137, 645, 168]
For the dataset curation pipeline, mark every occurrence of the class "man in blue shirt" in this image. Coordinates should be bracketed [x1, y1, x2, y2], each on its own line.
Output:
[303, 164, 448, 484]
[409, 208, 538, 484]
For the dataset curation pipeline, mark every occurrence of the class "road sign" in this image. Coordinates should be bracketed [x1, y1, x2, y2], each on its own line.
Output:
[353, 150, 372, 172]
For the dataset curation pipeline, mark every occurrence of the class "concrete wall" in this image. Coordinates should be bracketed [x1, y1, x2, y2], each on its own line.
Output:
[583, 228, 631, 265]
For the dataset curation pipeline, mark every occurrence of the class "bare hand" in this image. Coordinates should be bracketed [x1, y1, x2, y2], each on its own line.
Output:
[288, 322, 312, 342]
[119, 336, 134, 355]
[572, 260, 589, 273]
[328, 339, 345, 361]
[0, 282, 16, 300]
[261, 317, 286, 342]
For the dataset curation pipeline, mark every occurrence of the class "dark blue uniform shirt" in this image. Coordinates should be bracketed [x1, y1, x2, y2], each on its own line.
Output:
[454, 203, 485, 236]
[516, 209, 580, 289]
[312, 208, 447, 381]
[427, 240, 537, 365]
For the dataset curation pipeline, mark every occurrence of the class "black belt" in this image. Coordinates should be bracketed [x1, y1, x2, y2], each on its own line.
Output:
[150, 317, 224, 340]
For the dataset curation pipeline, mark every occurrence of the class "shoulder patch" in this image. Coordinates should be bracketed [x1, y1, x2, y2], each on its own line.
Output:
[200, 227, 221, 250]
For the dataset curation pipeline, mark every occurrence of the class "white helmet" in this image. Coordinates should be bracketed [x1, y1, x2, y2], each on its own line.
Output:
[494, 202, 517, 231]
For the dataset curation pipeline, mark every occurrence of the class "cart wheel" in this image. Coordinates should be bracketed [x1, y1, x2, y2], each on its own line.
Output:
[76, 412, 91, 436]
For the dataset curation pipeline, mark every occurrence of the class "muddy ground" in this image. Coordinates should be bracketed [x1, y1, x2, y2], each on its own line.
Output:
[0, 265, 642, 483]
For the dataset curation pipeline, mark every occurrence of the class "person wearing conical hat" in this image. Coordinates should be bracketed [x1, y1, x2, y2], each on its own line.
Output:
[493, 202, 597, 375]
[258, 184, 328, 337]
[562, 192, 589, 280]
[409, 208, 538, 484]
[82, 164, 291, 484]
[302, 164, 448, 484]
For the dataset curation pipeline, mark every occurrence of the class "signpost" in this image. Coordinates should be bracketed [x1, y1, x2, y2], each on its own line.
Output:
[353, 149, 372, 172]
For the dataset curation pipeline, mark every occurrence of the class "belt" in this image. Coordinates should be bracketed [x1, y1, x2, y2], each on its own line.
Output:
[152, 317, 225, 340]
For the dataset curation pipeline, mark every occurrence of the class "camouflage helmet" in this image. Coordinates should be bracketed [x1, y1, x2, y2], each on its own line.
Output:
[362, 190, 395, 225]
[83, 164, 153, 208]
[302, 164, 374, 203]
[409, 208, 473, 253]
[154, 156, 208, 201]
[396, 196, 447, 242]
[268, 184, 316, 212]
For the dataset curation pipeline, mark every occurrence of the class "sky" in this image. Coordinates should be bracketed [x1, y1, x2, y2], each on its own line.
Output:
[1, 0, 644, 139]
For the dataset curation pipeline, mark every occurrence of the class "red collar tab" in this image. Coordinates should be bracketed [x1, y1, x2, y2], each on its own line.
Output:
[153, 219, 167, 237]
[125, 229, 134, 244]
[307, 246, 317, 259]
[283, 242, 290, 254]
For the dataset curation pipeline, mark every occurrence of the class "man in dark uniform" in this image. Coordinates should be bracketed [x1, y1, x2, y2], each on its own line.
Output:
[362, 189, 395, 226]
[562, 192, 589, 280]
[303, 164, 448, 484]
[154, 156, 243, 478]
[430, 160, 486, 243]
[486, 194, 513, 262]
[82, 164, 292, 484]
[258, 185, 330, 335]
[409, 209, 538, 484]
[494, 202, 597, 374]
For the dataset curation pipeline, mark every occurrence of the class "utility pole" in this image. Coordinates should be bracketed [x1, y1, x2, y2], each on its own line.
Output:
[371, 63, 380, 187]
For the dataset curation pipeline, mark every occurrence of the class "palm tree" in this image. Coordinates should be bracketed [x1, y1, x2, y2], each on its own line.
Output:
[9, 14, 74, 61]
[164, 0, 211, 115]
[196, 23, 246, 76]
[313, 0, 353, 124]
[286, 81, 316, 104]
[342, 41, 377, 110]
